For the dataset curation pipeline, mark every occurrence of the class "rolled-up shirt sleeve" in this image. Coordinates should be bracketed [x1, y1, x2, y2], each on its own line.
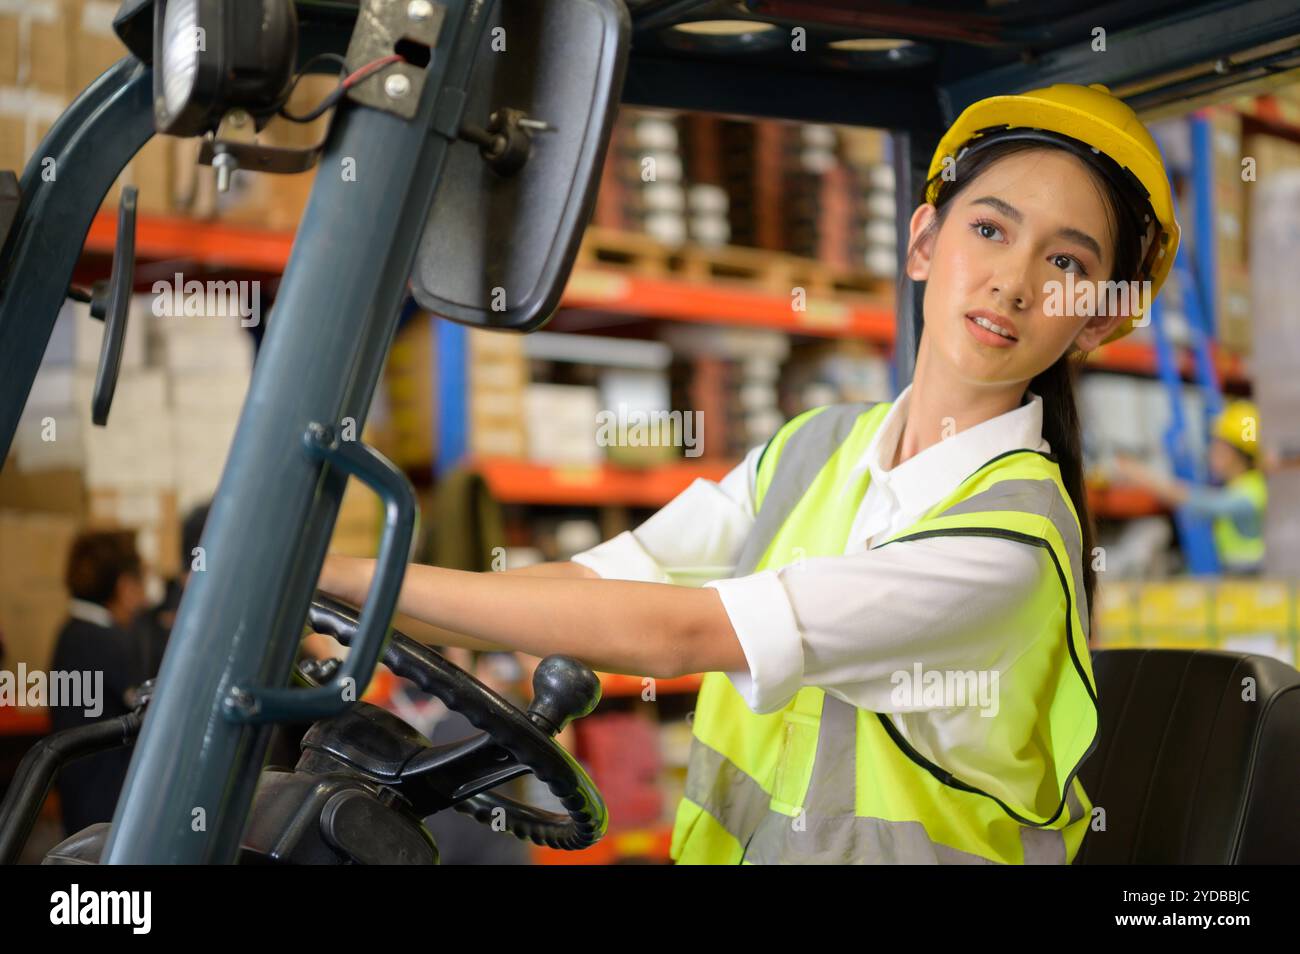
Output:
[570, 444, 763, 587]
[704, 535, 1052, 714]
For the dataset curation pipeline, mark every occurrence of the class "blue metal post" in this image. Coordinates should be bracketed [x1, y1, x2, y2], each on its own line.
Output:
[436, 319, 468, 474]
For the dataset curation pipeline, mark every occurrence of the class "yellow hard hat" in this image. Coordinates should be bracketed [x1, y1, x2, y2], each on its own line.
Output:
[927, 83, 1180, 344]
[1213, 399, 1261, 459]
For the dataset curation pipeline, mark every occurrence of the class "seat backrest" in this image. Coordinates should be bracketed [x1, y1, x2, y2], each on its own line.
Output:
[1076, 648, 1300, 864]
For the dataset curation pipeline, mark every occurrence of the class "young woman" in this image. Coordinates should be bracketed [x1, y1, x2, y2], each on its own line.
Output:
[317, 83, 1180, 865]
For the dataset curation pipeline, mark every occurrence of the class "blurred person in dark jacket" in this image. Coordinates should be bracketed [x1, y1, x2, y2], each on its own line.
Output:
[49, 530, 151, 835]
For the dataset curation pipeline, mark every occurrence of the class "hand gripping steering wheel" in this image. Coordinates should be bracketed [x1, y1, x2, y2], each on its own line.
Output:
[306, 594, 608, 851]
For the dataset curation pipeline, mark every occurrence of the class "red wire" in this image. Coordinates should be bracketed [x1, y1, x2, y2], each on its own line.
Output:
[342, 54, 406, 90]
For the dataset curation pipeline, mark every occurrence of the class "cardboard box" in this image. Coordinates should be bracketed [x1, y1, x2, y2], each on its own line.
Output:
[162, 328, 255, 373]
[0, 86, 67, 175]
[12, 406, 86, 472]
[84, 488, 181, 578]
[70, 0, 126, 96]
[0, 9, 19, 89]
[0, 1, 73, 95]
[122, 136, 177, 217]
[170, 372, 250, 412]
[0, 462, 85, 517]
[0, 586, 72, 671]
[28, 0, 72, 97]
[0, 509, 79, 593]
[1217, 262, 1252, 356]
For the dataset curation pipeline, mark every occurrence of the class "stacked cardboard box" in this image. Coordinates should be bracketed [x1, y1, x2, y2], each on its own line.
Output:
[376, 313, 436, 470]
[0, 4, 337, 225]
[0, 0, 74, 178]
[329, 470, 384, 558]
[1206, 107, 1251, 355]
[1245, 128, 1300, 576]
[0, 509, 79, 673]
[11, 293, 253, 593]
[467, 329, 528, 459]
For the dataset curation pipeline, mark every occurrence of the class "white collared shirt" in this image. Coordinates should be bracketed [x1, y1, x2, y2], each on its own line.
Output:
[68, 598, 115, 629]
[571, 384, 1057, 721]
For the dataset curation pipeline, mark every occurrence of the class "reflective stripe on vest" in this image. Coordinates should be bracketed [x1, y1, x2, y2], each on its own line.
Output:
[670, 401, 1099, 864]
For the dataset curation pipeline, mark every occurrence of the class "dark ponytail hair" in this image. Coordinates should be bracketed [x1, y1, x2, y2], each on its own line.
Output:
[905, 136, 1147, 618]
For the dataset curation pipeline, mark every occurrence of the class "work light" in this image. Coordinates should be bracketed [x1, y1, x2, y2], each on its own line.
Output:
[152, 0, 298, 136]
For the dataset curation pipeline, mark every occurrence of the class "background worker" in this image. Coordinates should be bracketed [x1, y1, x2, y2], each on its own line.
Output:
[1113, 399, 1266, 574]
[49, 531, 151, 835]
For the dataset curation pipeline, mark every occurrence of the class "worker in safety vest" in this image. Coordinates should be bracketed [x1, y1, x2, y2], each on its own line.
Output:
[317, 83, 1180, 864]
[1114, 399, 1266, 574]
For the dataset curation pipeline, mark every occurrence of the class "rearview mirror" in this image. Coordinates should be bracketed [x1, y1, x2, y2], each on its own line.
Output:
[409, 0, 629, 333]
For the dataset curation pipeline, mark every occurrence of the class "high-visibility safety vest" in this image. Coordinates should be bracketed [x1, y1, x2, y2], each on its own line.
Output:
[670, 402, 1099, 864]
[1212, 469, 1267, 572]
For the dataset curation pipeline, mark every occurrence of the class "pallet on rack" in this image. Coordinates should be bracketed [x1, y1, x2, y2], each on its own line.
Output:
[577, 227, 887, 299]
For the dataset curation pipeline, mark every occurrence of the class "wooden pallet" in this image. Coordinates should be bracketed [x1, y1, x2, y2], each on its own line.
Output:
[577, 227, 887, 299]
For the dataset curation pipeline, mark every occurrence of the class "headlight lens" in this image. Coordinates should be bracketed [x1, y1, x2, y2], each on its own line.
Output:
[161, 0, 201, 119]
[154, 0, 298, 137]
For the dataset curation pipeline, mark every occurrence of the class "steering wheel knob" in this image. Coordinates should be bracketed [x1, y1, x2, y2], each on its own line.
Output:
[527, 656, 602, 736]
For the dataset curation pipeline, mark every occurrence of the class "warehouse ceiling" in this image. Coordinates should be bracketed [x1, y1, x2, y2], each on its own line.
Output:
[617, 0, 1300, 128]
[126, 0, 1300, 130]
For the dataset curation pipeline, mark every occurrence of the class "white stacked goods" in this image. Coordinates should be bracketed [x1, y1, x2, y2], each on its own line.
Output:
[632, 112, 687, 247]
[688, 183, 730, 247]
[158, 325, 256, 373]
[1249, 168, 1300, 575]
[524, 384, 602, 466]
[864, 163, 898, 279]
[15, 368, 171, 485]
[170, 382, 248, 512]
[1079, 374, 1150, 465]
[800, 124, 838, 175]
[660, 326, 791, 362]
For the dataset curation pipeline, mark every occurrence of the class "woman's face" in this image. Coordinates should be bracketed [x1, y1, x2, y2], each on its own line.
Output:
[906, 148, 1131, 391]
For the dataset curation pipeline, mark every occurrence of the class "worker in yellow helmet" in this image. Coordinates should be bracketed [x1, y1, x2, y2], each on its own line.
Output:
[318, 83, 1180, 864]
[1115, 399, 1267, 574]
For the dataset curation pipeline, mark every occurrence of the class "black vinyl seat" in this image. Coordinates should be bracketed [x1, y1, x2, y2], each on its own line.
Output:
[1076, 648, 1300, 864]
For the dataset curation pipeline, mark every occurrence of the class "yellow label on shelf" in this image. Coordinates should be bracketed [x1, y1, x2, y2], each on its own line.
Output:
[614, 830, 657, 856]
[551, 465, 602, 486]
[565, 271, 631, 301]
[795, 299, 851, 329]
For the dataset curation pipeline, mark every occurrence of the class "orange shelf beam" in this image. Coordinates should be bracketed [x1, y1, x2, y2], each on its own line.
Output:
[1090, 339, 1246, 390]
[563, 268, 896, 342]
[86, 214, 1249, 386]
[85, 212, 296, 273]
[0, 707, 51, 736]
[473, 456, 732, 507]
[532, 821, 675, 865]
[598, 673, 701, 698]
[1088, 485, 1166, 519]
[478, 454, 1163, 519]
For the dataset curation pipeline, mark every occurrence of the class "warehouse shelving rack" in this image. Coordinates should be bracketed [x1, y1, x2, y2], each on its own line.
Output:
[82, 209, 1256, 520]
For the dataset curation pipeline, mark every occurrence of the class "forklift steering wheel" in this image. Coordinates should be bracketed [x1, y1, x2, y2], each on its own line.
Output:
[307, 594, 608, 851]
